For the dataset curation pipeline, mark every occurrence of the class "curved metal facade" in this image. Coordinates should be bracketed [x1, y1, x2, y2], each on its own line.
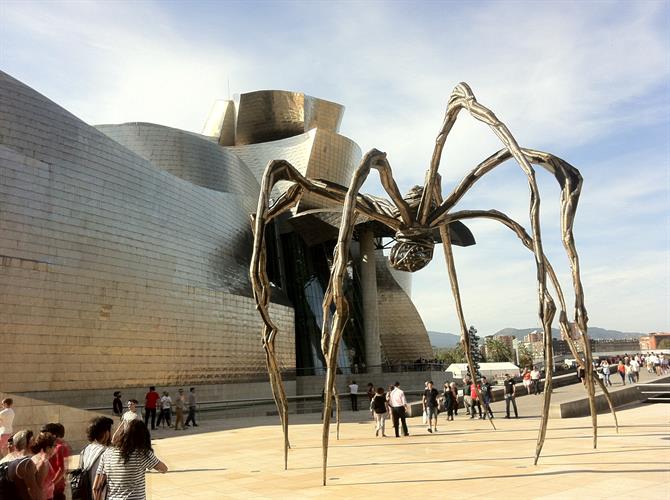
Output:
[0, 77, 444, 395]
[0, 72, 294, 392]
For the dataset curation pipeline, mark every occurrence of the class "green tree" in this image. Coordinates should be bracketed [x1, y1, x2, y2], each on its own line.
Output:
[486, 338, 514, 362]
[435, 345, 467, 365]
[517, 344, 534, 368]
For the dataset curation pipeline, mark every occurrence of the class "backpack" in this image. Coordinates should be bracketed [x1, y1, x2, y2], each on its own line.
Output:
[0, 457, 29, 498]
[70, 447, 106, 500]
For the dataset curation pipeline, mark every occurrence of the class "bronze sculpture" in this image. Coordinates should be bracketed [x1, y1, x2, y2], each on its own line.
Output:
[250, 82, 617, 485]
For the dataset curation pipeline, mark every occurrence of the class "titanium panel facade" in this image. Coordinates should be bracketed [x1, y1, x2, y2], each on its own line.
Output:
[0, 72, 294, 392]
[0, 75, 442, 396]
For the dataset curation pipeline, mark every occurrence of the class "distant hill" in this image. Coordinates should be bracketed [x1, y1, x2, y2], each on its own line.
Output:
[428, 330, 461, 348]
[493, 327, 644, 340]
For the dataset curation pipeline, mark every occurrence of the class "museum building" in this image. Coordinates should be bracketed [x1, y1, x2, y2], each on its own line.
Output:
[0, 71, 474, 402]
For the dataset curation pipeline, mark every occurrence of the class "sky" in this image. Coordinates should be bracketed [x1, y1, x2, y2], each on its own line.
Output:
[1, 0, 668, 336]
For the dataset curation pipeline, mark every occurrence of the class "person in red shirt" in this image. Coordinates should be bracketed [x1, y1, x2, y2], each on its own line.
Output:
[144, 386, 160, 430]
[42, 423, 71, 500]
[469, 383, 483, 419]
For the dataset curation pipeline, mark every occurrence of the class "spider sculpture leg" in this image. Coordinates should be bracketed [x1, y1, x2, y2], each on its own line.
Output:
[430, 146, 600, 454]
[444, 208, 618, 461]
[319, 149, 395, 486]
[251, 157, 403, 470]
[417, 85, 563, 462]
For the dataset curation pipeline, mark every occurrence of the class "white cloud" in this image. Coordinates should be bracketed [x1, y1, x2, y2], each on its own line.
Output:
[2, 0, 668, 334]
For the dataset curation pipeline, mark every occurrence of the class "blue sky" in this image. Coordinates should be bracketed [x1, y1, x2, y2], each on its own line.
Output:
[1, 0, 668, 335]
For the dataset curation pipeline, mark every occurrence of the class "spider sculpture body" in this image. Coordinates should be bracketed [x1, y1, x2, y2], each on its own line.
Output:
[250, 83, 618, 486]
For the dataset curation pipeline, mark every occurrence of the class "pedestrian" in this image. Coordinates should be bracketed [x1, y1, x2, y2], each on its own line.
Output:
[388, 382, 409, 437]
[157, 392, 172, 428]
[600, 359, 612, 386]
[79, 416, 114, 500]
[503, 373, 518, 418]
[577, 365, 586, 385]
[617, 360, 626, 385]
[385, 384, 394, 420]
[93, 420, 168, 500]
[530, 367, 541, 395]
[2, 430, 39, 498]
[480, 377, 494, 419]
[42, 423, 70, 500]
[443, 382, 458, 421]
[422, 381, 439, 433]
[625, 361, 635, 384]
[522, 368, 532, 395]
[174, 389, 185, 430]
[112, 392, 123, 420]
[366, 383, 375, 403]
[31, 431, 58, 500]
[184, 387, 198, 427]
[348, 380, 359, 412]
[469, 382, 483, 419]
[462, 375, 473, 415]
[630, 357, 640, 383]
[370, 388, 388, 437]
[0, 398, 15, 458]
[144, 386, 160, 430]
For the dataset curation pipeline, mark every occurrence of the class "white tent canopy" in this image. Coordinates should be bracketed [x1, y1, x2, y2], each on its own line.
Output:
[445, 362, 520, 382]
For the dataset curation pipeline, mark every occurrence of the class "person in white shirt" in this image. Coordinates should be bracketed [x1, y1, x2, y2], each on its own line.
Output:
[0, 398, 16, 457]
[629, 358, 640, 383]
[530, 367, 541, 395]
[388, 382, 409, 437]
[157, 392, 172, 428]
[348, 381, 359, 412]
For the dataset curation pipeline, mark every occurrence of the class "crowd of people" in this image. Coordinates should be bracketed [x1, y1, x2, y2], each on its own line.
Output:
[0, 396, 167, 500]
[112, 386, 199, 432]
[356, 373, 523, 438]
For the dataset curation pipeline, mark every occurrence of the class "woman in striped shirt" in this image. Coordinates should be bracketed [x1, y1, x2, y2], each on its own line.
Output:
[93, 420, 167, 500]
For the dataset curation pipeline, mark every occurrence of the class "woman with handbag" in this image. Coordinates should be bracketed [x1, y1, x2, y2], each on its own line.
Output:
[93, 420, 167, 500]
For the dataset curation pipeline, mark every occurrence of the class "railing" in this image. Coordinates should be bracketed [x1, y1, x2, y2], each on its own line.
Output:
[294, 362, 448, 376]
[636, 383, 670, 402]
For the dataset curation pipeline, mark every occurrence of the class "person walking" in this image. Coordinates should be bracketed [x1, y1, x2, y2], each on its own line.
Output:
[617, 360, 626, 385]
[112, 392, 123, 420]
[503, 373, 518, 418]
[469, 382, 483, 419]
[530, 367, 541, 395]
[348, 381, 359, 412]
[80, 416, 114, 500]
[600, 360, 612, 386]
[184, 387, 198, 428]
[480, 377, 494, 419]
[370, 388, 388, 437]
[422, 381, 439, 433]
[388, 382, 409, 437]
[443, 382, 458, 421]
[93, 420, 167, 500]
[0, 398, 15, 458]
[522, 368, 532, 395]
[462, 376, 473, 416]
[144, 386, 160, 430]
[630, 357, 640, 383]
[157, 392, 172, 428]
[174, 389, 185, 431]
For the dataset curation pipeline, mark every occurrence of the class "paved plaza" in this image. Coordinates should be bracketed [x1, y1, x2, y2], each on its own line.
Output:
[143, 383, 669, 499]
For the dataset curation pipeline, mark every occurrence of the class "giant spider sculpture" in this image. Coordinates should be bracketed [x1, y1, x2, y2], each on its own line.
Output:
[250, 83, 618, 486]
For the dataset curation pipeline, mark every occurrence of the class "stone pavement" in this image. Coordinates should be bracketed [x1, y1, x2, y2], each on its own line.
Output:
[143, 393, 669, 499]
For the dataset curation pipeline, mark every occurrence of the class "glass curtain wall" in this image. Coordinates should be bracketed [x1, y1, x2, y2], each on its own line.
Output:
[280, 232, 365, 375]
